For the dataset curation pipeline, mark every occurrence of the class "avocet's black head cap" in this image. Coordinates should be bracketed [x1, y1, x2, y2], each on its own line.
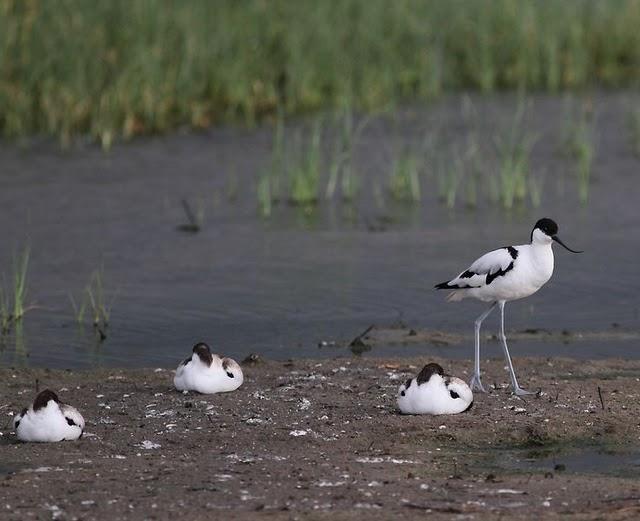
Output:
[532, 217, 583, 253]
[532, 218, 558, 239]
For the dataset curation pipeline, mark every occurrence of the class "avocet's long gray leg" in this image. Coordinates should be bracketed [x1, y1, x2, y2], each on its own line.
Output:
[470, 302, 497, 393]
[498, 300, 536, 396]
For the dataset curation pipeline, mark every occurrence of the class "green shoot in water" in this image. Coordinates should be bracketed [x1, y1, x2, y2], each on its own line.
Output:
[0, 247, 31, 334]
[389, 149, 422, 203]
[288, 119, 322, 206]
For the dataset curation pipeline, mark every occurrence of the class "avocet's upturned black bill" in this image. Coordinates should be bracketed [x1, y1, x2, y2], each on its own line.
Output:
[532, 218, 583, 254]
[435, 218, 582, 396]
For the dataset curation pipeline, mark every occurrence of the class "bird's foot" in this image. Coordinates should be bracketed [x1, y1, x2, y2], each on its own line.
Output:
[513, 386, 541, 397]
[469, 374, 487, 393]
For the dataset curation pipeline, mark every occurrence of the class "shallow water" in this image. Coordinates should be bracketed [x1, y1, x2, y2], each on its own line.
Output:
[1, 93, 639, 368]
[494, 446, 640, 478]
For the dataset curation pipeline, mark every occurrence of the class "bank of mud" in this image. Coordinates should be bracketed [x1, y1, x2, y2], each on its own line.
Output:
[1, 356, 639, 520]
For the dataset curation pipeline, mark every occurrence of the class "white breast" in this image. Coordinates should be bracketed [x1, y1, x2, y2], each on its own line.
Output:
[15, 402, 84, 442]
[174, 355, 243, 394]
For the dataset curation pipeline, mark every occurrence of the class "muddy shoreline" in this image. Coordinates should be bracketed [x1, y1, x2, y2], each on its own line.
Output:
[1, 356, 639, 520]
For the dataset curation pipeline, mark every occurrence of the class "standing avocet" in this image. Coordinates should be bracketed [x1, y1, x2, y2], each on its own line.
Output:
[435, 218, 582, 396]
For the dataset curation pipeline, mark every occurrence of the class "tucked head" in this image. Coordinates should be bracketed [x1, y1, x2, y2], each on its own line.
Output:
[531, 218, 582, 253]
[33, 389, 60, 411]
[416, 363, 444, 385]
[192, 342, 213, 366]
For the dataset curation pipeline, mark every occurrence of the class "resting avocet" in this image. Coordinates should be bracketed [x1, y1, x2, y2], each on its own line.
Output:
[14, 389, 85, 442]
[397, 363, 473, 415]
[435, 218, 582, 396]
[174, 342, 244, 394]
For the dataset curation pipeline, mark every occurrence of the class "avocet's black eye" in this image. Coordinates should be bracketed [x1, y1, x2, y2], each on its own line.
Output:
[400, 390, 406, 397]
[449, 390, 460, 399]
[226, 371, 234, 378]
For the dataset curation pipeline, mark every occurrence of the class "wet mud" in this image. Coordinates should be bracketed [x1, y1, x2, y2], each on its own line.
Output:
[1, 356, 639, 519]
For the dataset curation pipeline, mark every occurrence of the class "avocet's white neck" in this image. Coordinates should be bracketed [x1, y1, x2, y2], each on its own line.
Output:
[531, 228, 553, 246]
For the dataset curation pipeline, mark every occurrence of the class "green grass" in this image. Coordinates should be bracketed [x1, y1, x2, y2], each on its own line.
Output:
[3, 0, 640, 144]
[70, 267, 115, 339]
[0, 247, 31, 334]
[490, 102, 537, 209]
[325, 107, 368, 202]
[258, 111, 286, 216]
[389, 149, 422, 202]
[287, 119, 322, 205]
[562, 100, 595, 204]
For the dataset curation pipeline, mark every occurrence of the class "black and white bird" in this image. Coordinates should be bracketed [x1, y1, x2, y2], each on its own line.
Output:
[397, 363, 473, 415]
[435, 218, 582, 396]
[174, 342, 244, 394]
[13, 389, 85, 442]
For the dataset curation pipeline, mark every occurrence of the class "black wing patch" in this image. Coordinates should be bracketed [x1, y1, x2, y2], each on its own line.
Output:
[449, 390, 460, 399]
[436, 246, 518, 289]
[66, 417, 77, 427]
[485, 261, 515, 285]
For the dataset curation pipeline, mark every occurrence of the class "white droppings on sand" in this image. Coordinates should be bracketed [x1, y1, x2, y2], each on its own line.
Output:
[495, 489, 526, 495]
[215, 474, 234, 482]
[44, 503, 64, 520]
[245, 418, 266, 425]
[145, 409, 175, 419]
[315, 479, 346, 487]
[354, 503, 382, 509]
[356, 456, 418, 464]
[298, 398, 311, 411]
[28, 467, 64, 473]
[138, 440, 161, 450]
[81, 500, 96, 506]
[289, 430, 308, 437]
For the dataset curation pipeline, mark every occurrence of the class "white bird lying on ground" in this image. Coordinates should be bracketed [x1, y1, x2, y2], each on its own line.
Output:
[174, 342, 244, 394]
[14, 389, 85, 442]
[397, 363, 473, 415]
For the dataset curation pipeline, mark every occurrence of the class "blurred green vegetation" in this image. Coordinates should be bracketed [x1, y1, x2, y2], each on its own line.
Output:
[1, 0, 640, 145]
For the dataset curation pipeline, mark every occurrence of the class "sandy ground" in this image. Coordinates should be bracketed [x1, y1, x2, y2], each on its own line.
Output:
[1, 356, 640, 520]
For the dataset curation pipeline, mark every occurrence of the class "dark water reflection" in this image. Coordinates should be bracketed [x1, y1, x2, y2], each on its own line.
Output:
[1, 94, 639, 368]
